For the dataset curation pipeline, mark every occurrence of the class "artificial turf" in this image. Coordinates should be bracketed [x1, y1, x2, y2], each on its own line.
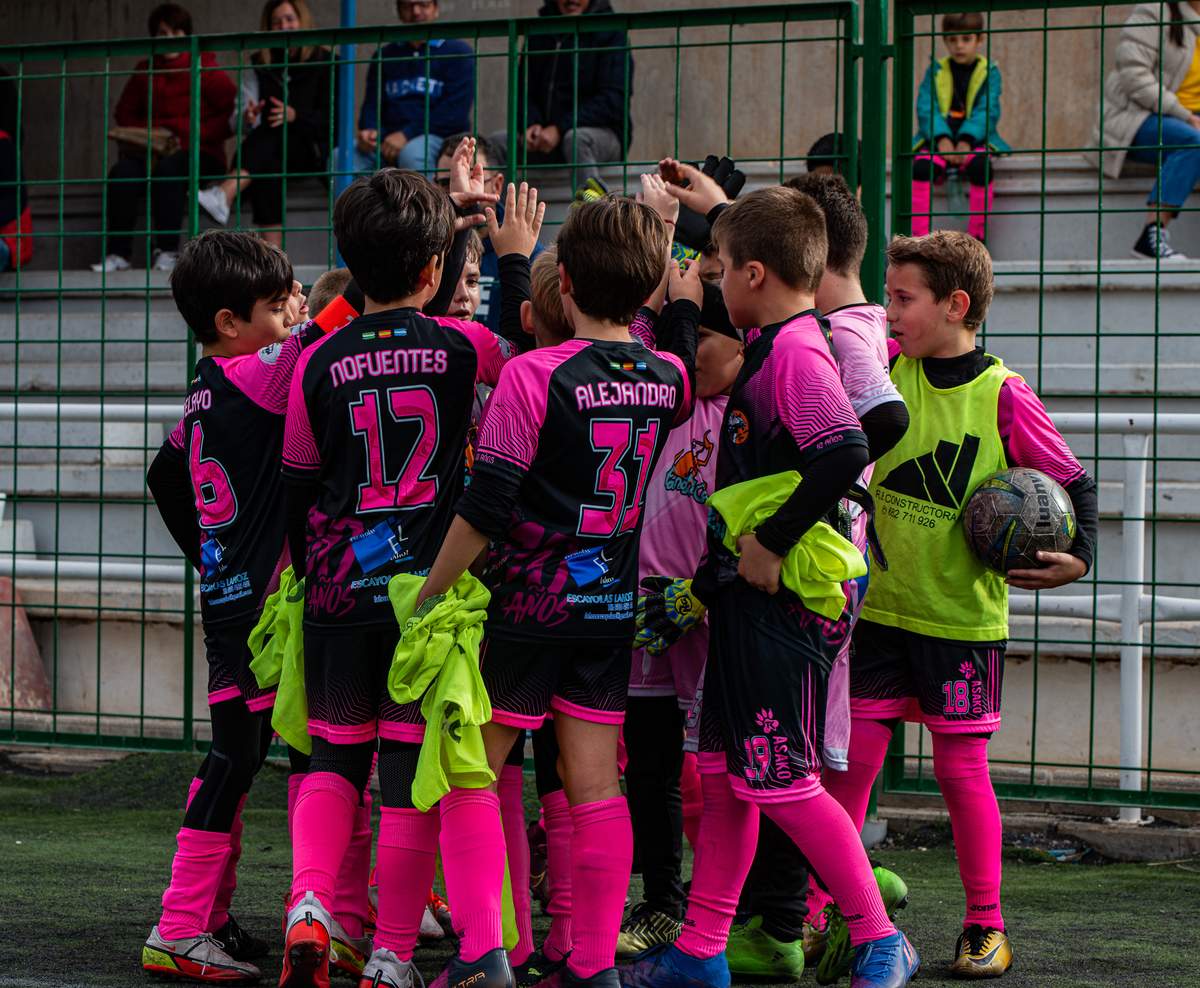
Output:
[0, 752, 1196, 987]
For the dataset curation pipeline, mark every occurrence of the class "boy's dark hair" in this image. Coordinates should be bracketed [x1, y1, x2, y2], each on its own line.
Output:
[886, 231, 993, 329]
[149, 3, 193, 36]
[170, 230, 293, 344]
[711, 187, 827, 293]
[942, 11, 984, 34]
[333, 169, 454, 303]
[307, 266, 352, 315]
[784, 172, 867, 277]
[556, 196, 668, 325]
[805, 132, 861, 173]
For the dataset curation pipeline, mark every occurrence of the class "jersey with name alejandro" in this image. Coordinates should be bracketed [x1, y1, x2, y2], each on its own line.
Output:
[282, 308, 512, 626]
[168, 322, 324, 626]
[459, 338, 693, 644]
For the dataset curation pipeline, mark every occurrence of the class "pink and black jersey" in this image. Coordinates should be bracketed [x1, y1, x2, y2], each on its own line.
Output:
[282, 308, 513, 627]
[457, 338, 694, 645]
[716, 312, 867, 491]
[166, 322, 324, 626]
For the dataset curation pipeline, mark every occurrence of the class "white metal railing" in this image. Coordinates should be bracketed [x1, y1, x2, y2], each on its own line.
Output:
[1, 402, 1198, 817]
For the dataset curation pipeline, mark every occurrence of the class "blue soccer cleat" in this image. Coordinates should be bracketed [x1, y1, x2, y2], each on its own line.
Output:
[850, 931, 920, 988]
[619, 944, 730, 988]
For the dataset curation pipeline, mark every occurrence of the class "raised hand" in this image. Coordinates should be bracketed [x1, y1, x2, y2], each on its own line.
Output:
[668, 256, 703, 308]
[486, 182, 546, 258]
[658, 158, 731, 217]
[638, 172, 680, 226]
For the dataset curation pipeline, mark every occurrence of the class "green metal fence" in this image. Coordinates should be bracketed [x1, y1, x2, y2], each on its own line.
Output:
[0, 3, 858, 751]
[1, 2, 1196, 816]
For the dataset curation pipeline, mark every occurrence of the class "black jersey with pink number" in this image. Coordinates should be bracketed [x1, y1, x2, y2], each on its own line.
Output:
[282, 308, 513, 627]
[167, 323, 324, 626]
[457, 339, 694, 645]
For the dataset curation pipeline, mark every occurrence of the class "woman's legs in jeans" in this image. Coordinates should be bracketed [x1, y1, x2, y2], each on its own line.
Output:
[242, 128, 325, 244]
[1128, 113, 1200, 226]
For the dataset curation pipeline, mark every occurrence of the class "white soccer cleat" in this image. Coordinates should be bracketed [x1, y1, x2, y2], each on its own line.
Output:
[142, 925, 262, 983]
[358, 947, 420, 988]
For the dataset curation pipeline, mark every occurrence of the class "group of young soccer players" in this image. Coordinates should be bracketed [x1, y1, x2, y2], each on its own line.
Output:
[143, 135, 1098, 988]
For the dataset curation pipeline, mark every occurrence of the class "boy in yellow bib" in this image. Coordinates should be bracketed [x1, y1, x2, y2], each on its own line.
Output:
[825, 232, 1098, 978]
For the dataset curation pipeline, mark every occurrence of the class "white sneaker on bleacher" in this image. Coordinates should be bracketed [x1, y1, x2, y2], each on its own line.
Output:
[153, 249, 179, 272]
[198, 185, 231, 226]
[90, 254, 131, 273]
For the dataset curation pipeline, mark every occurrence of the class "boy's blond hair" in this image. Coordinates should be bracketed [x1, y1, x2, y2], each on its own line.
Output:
[556, 196, 668, 325]
[308, 266, 353, 316]
[886, 231, 994, 329]
[710, 186, 827, 293]
[465, 229, 485, 267]
[529, 247, 571, 344]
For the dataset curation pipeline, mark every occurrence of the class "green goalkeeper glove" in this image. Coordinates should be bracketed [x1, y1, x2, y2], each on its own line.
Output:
[634, 576, 707, 655]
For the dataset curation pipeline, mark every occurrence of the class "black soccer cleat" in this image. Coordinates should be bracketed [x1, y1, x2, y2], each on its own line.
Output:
[446, 947, 515, 988]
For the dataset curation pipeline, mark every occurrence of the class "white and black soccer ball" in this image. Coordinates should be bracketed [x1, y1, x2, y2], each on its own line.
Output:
[962, 468, 1076, 573]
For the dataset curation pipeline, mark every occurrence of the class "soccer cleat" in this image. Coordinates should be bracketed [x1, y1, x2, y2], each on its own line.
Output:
[142, 926, 262, 983]
[358, 948, 419, 988]
[279, 892, 333, 988]
[420, 905, 446, 942]
[513, 948, 568, 988]
[950, 926, 1012, 978]
[615, 904, 682, 959]
[429, 889, 455, 939]
[802, 916, 829, 966]
[725, 915, 805, 980]
[330, 917, 371, 978]
[212, 915, 270, 961]
[816, 867, 908, 985]
[849, 931, 919, 988]
[618, 943, 730, 988]
[441, 947, 515, 988]
[91, 253, 131, 273]
[563, 968, 620, 988]
[197, 185, 231, 226]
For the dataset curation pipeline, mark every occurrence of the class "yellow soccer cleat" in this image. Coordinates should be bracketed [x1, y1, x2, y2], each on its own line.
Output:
[951, 925, 1013, 978]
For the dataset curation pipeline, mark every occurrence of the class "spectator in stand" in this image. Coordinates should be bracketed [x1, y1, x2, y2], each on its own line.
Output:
[352, 0, 475, 175]
[806, 132, 861, 176]
[489, 0, 633, 185]
[92, 3, 235, 273]
[0, 69, 32, 271]
[911, 12, 1008, 243]
[433, 132, 544, 337]
[1092, 1, 1200, 260]
[196, 0, 334, 246]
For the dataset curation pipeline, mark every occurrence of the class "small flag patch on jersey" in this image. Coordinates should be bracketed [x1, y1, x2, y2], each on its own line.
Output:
[378, 329, 393, 339]
[609, 361, 646, 371]
[362, 331, 376, 341]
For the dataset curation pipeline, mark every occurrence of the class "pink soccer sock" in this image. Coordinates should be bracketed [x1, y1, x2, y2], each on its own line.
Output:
[158, 829, 233, 941]
[674, 764, 759, 960]
[911, 179, 933, 236]
[333, 789, 373, 939]
[439, 787, 505, 963]
[932, 733, 1004, 930]
[499, 764, 535, 967]
[208, 794, 248, 931]
[680, 752, 702, 850]
[967, 180, 995, 241]
[822, 717, 893, 831]
[291, 771, 358, 909]
[287, 772, 305, 841]
[762, 783, 895, 946]
[567, 797, 633, 979]
[541, 789, 574, 961]
[376, 806, 441, 961]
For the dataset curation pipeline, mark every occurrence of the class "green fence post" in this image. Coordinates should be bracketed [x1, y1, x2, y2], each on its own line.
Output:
[860, 0, 889, 302]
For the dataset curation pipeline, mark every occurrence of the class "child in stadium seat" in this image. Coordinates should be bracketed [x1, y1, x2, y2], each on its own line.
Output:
[717, 172, 913, 984]
[836, 231, 1098, 978]
[416, 195, 695, 988]
[143, 230, 351, 984]
[912, 12, 1009, 242]
[278, 170, 540, 988]
[622, 186, 919, 988]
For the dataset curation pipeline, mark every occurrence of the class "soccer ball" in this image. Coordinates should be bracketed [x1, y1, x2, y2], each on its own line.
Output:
[962, 468, 1076, 573]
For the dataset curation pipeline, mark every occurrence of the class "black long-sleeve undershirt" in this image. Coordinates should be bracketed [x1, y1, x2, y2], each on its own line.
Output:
[284, 476, 320, 580]
[147, 441, 201, 570]
[859, 399, 910, 464]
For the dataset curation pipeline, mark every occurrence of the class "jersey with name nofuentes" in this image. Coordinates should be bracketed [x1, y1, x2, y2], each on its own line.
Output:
[282, 308, 513, 627]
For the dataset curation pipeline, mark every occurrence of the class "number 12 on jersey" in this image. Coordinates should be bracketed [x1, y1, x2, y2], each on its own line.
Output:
[578, 417, 660, 537]
[349, 386, 440, 512]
